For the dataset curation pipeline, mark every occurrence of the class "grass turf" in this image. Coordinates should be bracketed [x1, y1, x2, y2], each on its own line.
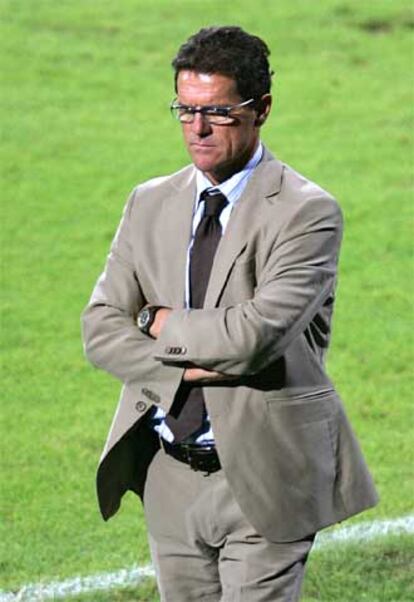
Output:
[1, 0, 413, 598]
[53, 535, 414, 601]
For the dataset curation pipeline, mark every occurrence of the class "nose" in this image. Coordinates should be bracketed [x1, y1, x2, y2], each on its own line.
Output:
[191, 112, 212, 137]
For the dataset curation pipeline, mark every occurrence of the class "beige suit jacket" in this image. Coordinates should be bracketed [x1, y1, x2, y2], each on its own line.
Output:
[82, 149, 378, 542]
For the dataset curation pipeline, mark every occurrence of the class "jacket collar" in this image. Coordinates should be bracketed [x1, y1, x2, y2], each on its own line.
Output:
[163, 147, 284, 307]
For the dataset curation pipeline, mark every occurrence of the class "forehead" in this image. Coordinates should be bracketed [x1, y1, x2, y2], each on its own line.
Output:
[176, 70, 241, 105]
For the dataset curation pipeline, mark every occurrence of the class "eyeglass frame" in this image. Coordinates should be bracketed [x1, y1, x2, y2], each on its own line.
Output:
[170, 97, 257, 125]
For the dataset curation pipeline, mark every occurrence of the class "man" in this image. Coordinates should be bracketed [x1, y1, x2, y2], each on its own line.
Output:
[82, 26, 378, 601]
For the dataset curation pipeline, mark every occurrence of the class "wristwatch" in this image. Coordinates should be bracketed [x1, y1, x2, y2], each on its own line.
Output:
[137, 305, 163, 336]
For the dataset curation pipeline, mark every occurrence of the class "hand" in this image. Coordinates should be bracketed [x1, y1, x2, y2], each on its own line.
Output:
[149, 307, 172, 339]
[183, 367, 237, 382]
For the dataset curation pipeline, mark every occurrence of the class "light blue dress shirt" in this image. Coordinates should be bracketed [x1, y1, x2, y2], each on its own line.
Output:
[152, 143, 264, 444]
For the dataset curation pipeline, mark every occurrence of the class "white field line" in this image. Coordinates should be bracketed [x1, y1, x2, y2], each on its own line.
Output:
[312, 514, 414, 549]
[1, 515, 413, 601]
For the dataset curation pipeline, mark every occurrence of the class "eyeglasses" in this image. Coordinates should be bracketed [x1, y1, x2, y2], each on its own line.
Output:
[170, 98, 256, 125]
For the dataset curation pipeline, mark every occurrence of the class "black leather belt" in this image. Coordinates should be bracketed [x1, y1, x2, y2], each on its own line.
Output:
[161, 438, 221, 474]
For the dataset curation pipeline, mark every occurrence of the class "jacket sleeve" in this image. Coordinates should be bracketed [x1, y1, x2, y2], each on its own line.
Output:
[81, 190, 184, 412]
[153, 196, 343, 376]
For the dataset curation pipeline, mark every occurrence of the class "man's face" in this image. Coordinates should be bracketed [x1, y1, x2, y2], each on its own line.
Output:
[176, 70, 269, 184]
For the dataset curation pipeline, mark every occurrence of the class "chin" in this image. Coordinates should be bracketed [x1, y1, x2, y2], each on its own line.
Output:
[192, 157, 218, 174]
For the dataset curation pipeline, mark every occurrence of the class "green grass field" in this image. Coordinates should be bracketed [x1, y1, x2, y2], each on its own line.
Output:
[1, 0, 413, 600]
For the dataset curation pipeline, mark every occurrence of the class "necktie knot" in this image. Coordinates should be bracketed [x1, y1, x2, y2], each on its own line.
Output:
[201, 189, 228, 218]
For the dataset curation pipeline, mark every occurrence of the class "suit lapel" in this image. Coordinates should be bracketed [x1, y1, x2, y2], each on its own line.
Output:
[161, 167, 196, 307]
[204, 153, 284, 308]
[157, 152, 284, 309]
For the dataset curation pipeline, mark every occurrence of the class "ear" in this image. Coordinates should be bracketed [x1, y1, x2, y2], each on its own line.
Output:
[254, 94, 272, 127]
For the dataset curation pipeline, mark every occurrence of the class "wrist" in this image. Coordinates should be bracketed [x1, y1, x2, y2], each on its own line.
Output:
[149, 307, 172, 339]
[137, 305, 163, 337]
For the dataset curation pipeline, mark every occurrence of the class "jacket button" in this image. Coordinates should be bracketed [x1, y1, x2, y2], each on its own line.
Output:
[135, 401, 147, 413]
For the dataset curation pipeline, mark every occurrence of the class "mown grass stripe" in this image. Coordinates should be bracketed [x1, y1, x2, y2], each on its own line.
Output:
[2, 516, 413, 601]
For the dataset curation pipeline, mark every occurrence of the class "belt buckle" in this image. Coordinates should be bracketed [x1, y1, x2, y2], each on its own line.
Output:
[189, 445, 217, 475]
[184, 446, 201, 472]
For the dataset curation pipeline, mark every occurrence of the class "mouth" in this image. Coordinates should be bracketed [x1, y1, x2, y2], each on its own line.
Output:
[190, 142, 215, 149]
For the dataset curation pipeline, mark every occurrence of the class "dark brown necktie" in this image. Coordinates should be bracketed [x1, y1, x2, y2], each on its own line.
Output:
[166, 189, 228, 442]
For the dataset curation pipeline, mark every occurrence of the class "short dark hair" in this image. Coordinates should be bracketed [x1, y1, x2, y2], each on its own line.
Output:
[172, 26, 273, 101]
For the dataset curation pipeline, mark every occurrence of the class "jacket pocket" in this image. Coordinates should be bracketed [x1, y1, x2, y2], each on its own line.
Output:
[265, 397, 338, 495]
[265, 388, 336, 425]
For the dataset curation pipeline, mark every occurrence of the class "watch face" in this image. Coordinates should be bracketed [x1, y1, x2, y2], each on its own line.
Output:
[138, 308, 151, 330]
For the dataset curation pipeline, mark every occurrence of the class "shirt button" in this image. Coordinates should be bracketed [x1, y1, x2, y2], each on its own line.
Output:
[135, 401, 147, 413]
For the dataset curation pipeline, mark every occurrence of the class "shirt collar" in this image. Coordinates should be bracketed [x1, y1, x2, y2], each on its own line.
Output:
[195, 142, 264, 208]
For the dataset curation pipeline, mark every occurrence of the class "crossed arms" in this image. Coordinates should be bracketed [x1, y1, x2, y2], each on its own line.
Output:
[82, 191, 342, 408]
[147, 308, 226, 382]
